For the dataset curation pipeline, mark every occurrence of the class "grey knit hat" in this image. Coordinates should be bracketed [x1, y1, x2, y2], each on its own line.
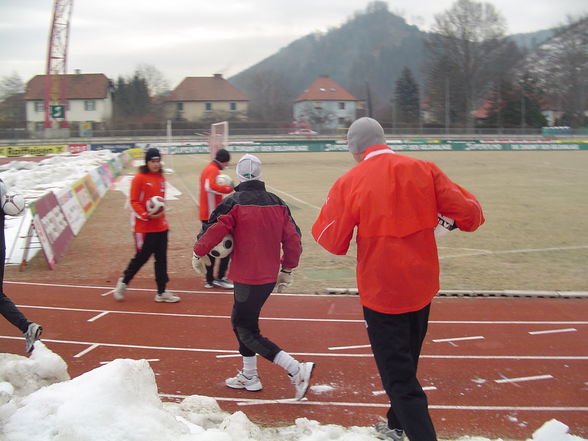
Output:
[347, 117, 386, 154]
[236, 154, 262, 181]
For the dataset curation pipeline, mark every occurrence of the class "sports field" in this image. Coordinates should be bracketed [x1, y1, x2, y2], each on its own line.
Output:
[6, 150, 588, 294]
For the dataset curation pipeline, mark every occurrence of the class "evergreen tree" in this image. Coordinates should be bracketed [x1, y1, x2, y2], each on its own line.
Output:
[394, 66, 420, 124]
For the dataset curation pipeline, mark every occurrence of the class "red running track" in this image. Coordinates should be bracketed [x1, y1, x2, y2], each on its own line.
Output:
[1, 279, 586, 440]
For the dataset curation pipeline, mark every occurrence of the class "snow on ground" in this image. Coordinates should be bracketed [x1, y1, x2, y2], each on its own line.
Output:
[0, 344, 585, 441]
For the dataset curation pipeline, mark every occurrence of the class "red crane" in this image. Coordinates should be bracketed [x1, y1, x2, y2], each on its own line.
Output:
[44, 0, 73, 129]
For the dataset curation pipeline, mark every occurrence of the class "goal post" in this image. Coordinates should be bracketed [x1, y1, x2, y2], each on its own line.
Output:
[209, 121, 229, 158]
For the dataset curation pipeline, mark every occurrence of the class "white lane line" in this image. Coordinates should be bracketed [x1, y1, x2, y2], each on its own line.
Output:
[15, 304, 588, 326]
[495, 374, 554, 384]
[215, 354, 241, 358]
[433, 336, 485, 343]
[2, 336, 586, 360]
[237, 397, 308, 406]
[265, 184, 322, 210]
[159, 393, 588, 411]
[329, 344, 371, 350]
[74, 344, 99, 358]
[99, 358, 160, 365]
[101, 289, 114, 297]
[440, 245, 588, 259]
[87, 311, 109, 322]
[529, 328, 577, 335]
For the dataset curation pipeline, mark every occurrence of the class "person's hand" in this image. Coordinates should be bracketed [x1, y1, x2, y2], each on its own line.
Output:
[276, 268, 293, 292]
[192, 253, 211, 275]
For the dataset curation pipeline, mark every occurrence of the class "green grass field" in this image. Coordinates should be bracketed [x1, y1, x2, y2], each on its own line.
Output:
[165, 150, 588, 294]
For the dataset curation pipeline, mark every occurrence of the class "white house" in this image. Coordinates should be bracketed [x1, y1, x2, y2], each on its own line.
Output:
[24, 73, 113, 135]
[293, 75, 360, 130]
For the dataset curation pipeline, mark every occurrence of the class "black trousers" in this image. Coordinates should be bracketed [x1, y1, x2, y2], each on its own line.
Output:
[363, 304, 437, 441]
[122, 230, 169, 294]
[231, 282, 281, 361]
[0, 237, 29, 333]
[205, 255, 230, 283]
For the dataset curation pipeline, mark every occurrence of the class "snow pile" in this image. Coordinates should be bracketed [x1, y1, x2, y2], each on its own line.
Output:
[0, 344, 585, 441]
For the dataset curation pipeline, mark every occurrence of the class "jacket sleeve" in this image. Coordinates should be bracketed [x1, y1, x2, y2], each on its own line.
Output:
[281, 206, 302, 269]
[204, 168, 233, 195]
[129, 174, 149, 221]
[311, 178, 356, 255]
[431, 163, 485, 232]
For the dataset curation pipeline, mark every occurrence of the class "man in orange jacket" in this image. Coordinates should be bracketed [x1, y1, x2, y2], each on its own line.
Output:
[312, 117, 484, 441]
[199, 149, 234, 289]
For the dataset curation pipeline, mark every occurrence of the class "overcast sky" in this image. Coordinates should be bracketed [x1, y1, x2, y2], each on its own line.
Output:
[0, 0, 586, 89]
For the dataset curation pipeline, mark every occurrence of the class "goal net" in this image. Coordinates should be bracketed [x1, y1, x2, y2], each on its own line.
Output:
[209, 121, 229, 158]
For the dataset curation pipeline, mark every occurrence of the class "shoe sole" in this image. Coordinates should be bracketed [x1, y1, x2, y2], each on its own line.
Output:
[225, 383, 263, 392]
[295, 362, 315, 400]
[154, 297, 180, 303]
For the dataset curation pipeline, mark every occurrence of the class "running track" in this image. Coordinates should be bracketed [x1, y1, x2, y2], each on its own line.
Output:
[1, 279, 586, 440]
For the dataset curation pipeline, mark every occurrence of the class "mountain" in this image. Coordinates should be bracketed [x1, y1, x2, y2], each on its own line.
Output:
[229, 3, 560, 115]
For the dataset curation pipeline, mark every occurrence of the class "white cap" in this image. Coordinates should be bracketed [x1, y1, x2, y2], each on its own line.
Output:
[236, 154, 262, 182]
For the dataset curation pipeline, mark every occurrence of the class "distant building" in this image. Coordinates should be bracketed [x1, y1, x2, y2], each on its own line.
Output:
[164, 74, 249, 122]
[24, 72, 113, 134]
[293, 75, 360, 130]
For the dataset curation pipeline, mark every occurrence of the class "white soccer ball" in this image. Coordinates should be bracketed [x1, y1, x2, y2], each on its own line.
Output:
[216, 173, 233, 187]
[146, 195, 165, 215]
[210, 234, 233, 258]
[2, 192, 26, 216]
[434, 214, 456, 237]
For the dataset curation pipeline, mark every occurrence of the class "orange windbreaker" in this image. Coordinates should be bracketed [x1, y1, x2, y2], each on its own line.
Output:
[199, 160, 233, 221]
[312, 145, 485, 314]
[129, 171, 168, 233]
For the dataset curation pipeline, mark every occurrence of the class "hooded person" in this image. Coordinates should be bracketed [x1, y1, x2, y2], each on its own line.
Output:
[311, 117, 485, 441]
[113, 147, 180, 303]
[192, 154, 315, 401]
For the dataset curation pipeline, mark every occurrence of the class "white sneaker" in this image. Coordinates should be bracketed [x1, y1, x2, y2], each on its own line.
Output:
[225, 371, 263, 391]
[154, 290, 181, 303]
[213, 278, 234, 289]
[24, 322, 42, 353]
[290, 361, 315, 400]
[113, 277, 126, 301]
[374, 422, 405, 441]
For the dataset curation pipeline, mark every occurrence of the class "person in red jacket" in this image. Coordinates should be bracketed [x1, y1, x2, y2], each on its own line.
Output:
[113, 148, 180, 303]
[198, 149, 234, 289]
[192, 154, 314, 401]
[312, 117, 484, 441]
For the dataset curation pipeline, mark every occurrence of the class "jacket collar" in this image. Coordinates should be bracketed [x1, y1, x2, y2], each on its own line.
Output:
[235, 180, 265, 192]
[362, 144, 394, 160]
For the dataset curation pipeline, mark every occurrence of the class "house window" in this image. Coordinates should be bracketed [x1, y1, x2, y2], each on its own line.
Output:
[230, 102, 237, 111]
[338, 117, 345, 125]
[338, 102, 346, 110]
[176, 102, 184, 111]
[34, 101, 44, 112]
[205, 102, 213, 111]
[84, 100, 96, 111]
[313, 101, 322, 110]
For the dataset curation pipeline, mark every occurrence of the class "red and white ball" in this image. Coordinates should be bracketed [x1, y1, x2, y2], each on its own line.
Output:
[146, 195, 165, 215]
[2, 192, 26, 216]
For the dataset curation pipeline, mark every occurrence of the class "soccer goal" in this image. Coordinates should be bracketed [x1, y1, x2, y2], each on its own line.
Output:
[209, 121, 229, 158]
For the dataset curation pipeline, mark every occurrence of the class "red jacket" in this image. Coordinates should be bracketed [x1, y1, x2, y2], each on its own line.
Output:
[199, 160, 233, 221]
[194, 180, 302, 285]
[129, 171, 168, 233]
[312, 145, 484, 314]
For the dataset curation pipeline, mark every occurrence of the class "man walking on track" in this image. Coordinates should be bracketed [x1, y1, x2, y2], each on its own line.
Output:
[312, 117, 485, 441]
[198, 148, 234, 289]
[0, 178, 42, 352]
[193, 154, 314, 401]
[114, 147, 180, 303]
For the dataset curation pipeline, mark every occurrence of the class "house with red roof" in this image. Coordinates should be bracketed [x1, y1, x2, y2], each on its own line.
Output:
[164, 74, 249, 122]
[293, 75, 361, 130]
[24, 72, 113, 134]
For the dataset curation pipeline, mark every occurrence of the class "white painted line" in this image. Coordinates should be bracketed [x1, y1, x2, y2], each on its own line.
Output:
[74, 344, 99, 358]
[529, 328, 577, 335]
[99, 358, 160, 365]
[101, 290, 114, 297]
[495, 374, 554, 384]
[159, 393, 588, 412]
[88, 311, 109, 322]
[440, 245, 588, 260]
[237, 397, 307, 406]
[265, 184, 322, 210]
[329, 344, 371, 351]
[215, 354, 242, 359]
[433, 336, 485, 343]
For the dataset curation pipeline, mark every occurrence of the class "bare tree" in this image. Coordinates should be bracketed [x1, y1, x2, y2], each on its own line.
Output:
[0, 72, 25, 100]
[241, 69, 293, 122]
[134, 64, 171, 97]
[425, 0, 517, 129]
